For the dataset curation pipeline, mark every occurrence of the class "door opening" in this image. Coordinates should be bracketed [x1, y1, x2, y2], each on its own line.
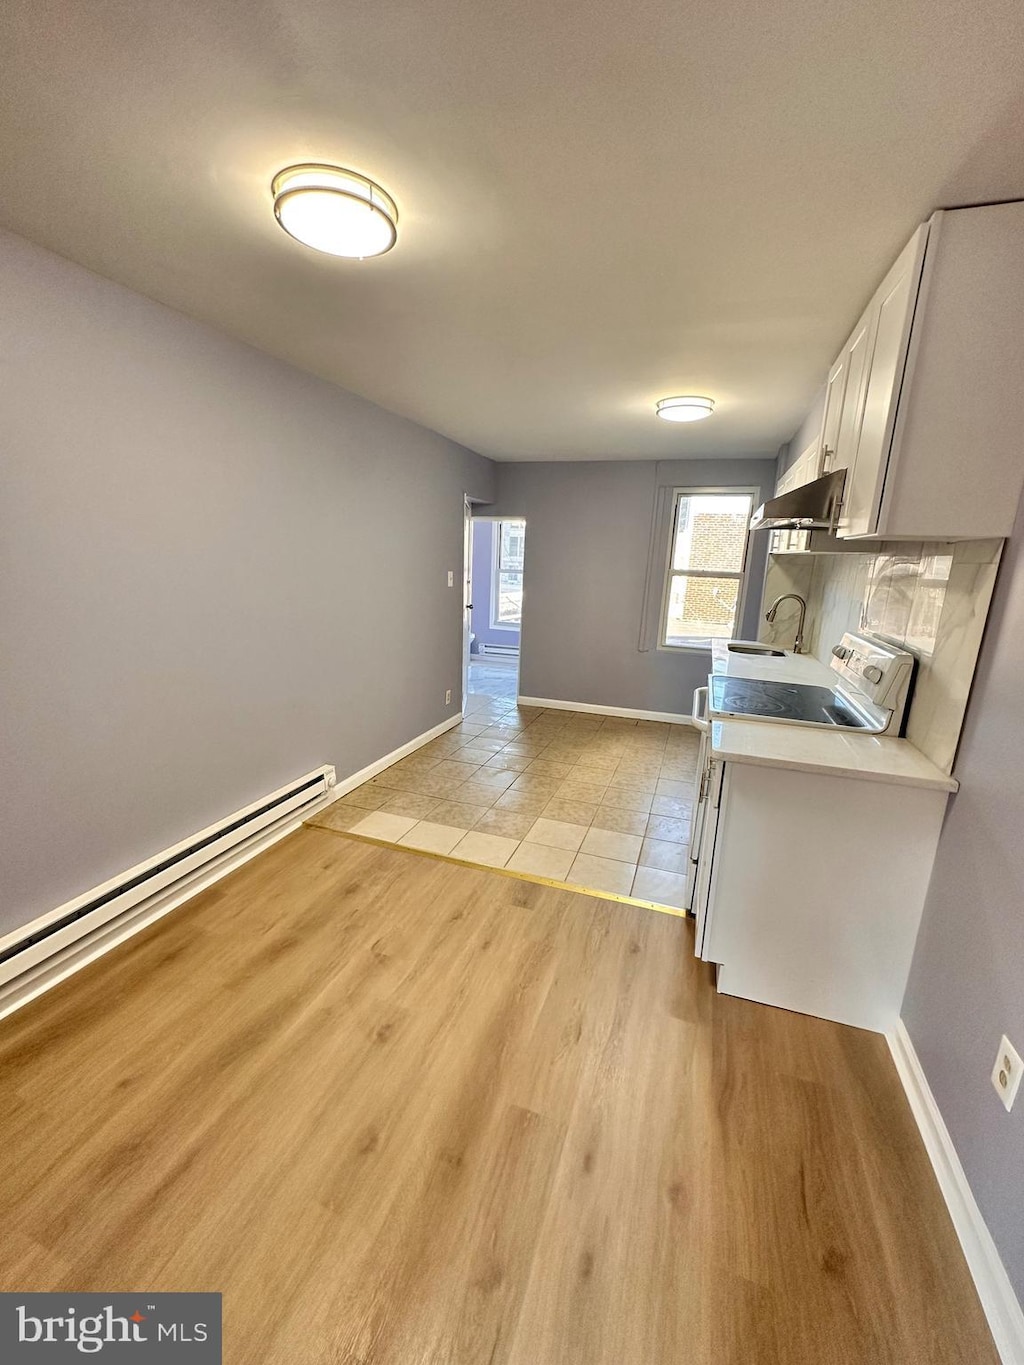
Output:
[464, 514, 525, 714]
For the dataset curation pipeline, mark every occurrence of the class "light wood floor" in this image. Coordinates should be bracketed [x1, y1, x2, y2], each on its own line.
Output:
[0, 827, 996, 1364]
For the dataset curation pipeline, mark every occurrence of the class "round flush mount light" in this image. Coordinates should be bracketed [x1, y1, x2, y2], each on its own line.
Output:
[272, 164, 398, 259]
[656, 395, 715, 423]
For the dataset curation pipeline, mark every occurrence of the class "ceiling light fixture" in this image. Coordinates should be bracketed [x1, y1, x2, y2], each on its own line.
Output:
[656, 396, 715, 423]
[272, 164, 398, 259]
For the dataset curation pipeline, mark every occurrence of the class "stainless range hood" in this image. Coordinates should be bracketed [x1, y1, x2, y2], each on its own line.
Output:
[749, 468, 847, 531]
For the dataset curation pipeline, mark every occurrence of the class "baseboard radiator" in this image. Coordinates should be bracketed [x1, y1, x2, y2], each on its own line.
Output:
[479, 643, 519, 658]
[0, 765, 335, 1021]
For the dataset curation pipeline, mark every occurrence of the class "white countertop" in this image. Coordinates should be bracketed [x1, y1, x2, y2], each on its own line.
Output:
[706, 641, 958, 793]
[710, 639, 837, 687]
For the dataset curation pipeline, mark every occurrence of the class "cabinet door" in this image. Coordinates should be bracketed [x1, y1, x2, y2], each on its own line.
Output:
[795, 439, 822, 486]
[684, 731, 710, 912]
[819, 353, 847, 472]
[695, 760, 725, 961]
[773, 440, 820, 504]
[831, 310, 874, 536]
[838, 226, 929, 537]
[770, 466, 795, 552]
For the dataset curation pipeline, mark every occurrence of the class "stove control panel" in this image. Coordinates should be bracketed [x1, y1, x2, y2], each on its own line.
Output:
[829, 631, 914, 710]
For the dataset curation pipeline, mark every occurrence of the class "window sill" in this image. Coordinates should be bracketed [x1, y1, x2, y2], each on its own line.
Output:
[656, 642, 715, 654]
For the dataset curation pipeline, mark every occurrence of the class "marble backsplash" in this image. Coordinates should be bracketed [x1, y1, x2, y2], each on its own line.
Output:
[760, 540, 1003, 773]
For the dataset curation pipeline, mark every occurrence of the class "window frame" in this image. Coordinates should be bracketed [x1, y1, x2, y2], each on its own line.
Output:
[656, 487, 757, 653]
[489, 519, 525, 631]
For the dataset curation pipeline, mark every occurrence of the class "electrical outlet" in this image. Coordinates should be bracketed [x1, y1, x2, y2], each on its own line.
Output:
[991, 1035, 1023, 1113]
[447, 570, 454, 587]
[445, 688, 452, 705]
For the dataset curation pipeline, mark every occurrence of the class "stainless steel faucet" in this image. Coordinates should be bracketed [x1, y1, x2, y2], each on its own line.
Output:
[765, 594, 808, 654]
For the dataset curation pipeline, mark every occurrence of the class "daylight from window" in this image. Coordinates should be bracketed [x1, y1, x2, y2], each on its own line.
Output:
[492, 519, 525, 626]
[662, 492, 752, 647]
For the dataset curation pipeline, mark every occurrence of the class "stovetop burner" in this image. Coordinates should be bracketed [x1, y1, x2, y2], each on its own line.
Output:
[710, 675, 872, 730]
[728, 690, 789, 716]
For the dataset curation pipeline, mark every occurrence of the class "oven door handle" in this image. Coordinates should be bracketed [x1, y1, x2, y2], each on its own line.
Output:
[691, 685, 710, 733]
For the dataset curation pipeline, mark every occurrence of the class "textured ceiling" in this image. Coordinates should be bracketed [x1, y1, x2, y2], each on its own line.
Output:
[2, 0, 1023, 460]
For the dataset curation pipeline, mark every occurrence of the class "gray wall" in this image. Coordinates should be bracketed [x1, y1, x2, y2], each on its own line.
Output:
[0, 229, 494, 934]
[484, 459, 777, 715]
[902, 491, 1024, 1299]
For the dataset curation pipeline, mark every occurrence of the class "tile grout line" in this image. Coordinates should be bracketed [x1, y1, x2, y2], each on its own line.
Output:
[314, 684, 700, 910]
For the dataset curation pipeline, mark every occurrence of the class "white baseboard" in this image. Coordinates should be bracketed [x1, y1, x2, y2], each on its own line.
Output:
[0, 778, 335, 1024]
[888, 1020, 1024, 1364]
[320, 714, 463, 806]
[517, 695, 694, 726]
[0, 715, 464, 1024]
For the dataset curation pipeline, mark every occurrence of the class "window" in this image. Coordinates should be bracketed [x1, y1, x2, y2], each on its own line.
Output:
[491, 519, 525, 627]
[660, 490, 753, 648]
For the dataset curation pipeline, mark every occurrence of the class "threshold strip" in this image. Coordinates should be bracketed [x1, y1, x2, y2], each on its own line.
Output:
[305, 823, 689, 919]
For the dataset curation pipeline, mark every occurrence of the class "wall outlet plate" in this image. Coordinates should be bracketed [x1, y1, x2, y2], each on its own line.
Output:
[991, 1034, 1022, 1113]
[447, 570, 454, 587]
[445, 689, 452, 705]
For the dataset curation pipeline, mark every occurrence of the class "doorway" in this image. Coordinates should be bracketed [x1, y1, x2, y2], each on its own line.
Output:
[464, 514, 525, 715]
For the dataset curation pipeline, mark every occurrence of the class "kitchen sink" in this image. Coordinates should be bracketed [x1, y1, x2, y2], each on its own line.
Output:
[727, 642, 785, 656]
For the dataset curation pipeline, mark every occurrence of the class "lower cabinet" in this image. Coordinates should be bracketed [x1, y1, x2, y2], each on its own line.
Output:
[691, 758, 948, 1033]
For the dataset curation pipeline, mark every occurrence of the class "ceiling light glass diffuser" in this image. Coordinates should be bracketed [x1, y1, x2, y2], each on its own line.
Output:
[656, 396, 715, 422]
[272, 164, 398, 259]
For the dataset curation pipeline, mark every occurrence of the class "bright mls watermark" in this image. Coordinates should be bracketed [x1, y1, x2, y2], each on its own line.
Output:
[0, 1294, 221, 1361]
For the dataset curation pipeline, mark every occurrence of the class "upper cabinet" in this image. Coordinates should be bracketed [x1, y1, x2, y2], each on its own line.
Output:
[824, 202, 1024, 540]
[818, 351, 846, 474]
[770, 439, 822, 552]
[834, 227, 928, 537]
[774, 439, 821, 497]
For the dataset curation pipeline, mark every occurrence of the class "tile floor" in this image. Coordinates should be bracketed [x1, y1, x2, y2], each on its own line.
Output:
[309, 662, 700, 910]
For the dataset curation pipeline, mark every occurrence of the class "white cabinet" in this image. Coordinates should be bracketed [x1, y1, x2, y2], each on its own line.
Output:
[774, 465, 794, 498]
[836, 227, 928, 536]
[828, 202, 1024, 540]
[830, 302, 876, 503]
[782, 439, 822, 492]
[692, 756, 724, 958]
[684, 687, 710, 913]
[818, 351, 846, 473]
[692, 758, 949, 1033]
[769, 439, 822, 552]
